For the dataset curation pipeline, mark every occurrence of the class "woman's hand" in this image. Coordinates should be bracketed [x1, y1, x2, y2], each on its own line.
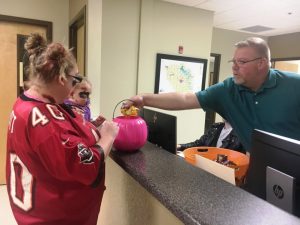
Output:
[92, 115, 106, 127]
[96, 120, 119, 158]
[98, 120, 119, 139]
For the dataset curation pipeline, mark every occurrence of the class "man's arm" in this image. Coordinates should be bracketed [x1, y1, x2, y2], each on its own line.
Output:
[127, 92, 201, 110]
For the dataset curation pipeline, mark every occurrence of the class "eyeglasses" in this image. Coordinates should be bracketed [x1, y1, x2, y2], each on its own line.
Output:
[79, 91, 90, 99]
[67, 74, 83, 86]
[228, 57, 262, 66]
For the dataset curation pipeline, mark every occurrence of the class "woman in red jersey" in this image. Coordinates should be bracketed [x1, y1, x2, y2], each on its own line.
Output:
[6, 33, 119, 225]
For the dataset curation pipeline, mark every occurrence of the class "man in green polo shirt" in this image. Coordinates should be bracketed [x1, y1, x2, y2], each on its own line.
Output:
[124, 37, 300, 152]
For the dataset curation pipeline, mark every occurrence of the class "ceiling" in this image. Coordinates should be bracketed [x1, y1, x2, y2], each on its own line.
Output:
[162, 0, 300, 37]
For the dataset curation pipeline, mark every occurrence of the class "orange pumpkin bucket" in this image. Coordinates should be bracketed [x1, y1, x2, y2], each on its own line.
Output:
[183, 147, 249, 186]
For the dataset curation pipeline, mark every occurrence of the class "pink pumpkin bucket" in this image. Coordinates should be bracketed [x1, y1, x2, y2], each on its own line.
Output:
[112, 99, 148, 152]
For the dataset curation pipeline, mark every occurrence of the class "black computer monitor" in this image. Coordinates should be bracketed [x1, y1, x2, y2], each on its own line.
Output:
[246, 129, 300, 217]
[139, 108, 177, 154]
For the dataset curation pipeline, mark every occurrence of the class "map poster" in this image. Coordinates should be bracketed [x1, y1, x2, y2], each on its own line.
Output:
[154, 53, 207, 94]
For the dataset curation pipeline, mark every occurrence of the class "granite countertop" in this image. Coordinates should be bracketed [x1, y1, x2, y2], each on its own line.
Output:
[110, 142, 300, 225]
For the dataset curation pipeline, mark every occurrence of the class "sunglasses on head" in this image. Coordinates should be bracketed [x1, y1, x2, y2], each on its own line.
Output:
[67, 74, 83, 86]
[79, 91, 90, 99]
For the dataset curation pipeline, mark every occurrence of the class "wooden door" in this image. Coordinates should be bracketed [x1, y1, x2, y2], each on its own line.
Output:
[0, 16, 52, 184]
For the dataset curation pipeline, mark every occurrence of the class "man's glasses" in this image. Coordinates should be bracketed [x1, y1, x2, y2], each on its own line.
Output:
[228, 57, 262, 66]
[79, 91, 90, 99]
[67, 74, 83, 86]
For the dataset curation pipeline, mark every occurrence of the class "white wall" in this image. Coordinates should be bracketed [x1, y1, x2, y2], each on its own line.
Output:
[0, 0, 69, 44]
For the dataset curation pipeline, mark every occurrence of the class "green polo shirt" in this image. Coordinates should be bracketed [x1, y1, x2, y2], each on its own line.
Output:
[196, 69, 300, 151]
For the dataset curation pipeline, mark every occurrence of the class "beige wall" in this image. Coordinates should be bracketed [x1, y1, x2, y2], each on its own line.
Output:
[268, 32, 300, 59]
[100, 0, 140, 121]
[0, 0, 69, 44]
[100, 0, 214, 143]
[138, 0, 214, 143]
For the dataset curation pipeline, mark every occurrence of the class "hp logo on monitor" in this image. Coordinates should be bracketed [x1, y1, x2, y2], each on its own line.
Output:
[273, 185, 284, 199]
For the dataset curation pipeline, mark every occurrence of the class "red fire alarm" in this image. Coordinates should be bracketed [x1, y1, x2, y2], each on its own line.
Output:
[178, 45, 183, 54]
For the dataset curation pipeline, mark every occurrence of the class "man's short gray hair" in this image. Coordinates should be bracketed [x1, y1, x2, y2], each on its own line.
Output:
[235, 37, 271, 64]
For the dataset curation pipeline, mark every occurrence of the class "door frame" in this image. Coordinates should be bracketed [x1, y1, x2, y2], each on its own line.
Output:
[0, 14, 52, 40]
[204, 53, 221, 132]
[69, 6, 86, 75]
[271, 57, 300, 68]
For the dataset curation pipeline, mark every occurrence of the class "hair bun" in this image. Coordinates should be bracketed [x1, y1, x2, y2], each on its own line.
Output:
[24, 33, 47, 56]
[47, 43, 67, 66]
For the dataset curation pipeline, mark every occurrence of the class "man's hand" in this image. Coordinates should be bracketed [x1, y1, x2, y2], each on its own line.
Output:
[121, 95, 144, 110]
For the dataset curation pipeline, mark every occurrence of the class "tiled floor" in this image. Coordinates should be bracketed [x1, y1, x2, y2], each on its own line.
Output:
[0, 185, 17, 225]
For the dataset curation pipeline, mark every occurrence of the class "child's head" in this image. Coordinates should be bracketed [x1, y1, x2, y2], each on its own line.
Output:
[69, 78, 92, 106]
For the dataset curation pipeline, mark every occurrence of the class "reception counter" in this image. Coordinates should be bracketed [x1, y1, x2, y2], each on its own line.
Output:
[99, 142, 300, 225]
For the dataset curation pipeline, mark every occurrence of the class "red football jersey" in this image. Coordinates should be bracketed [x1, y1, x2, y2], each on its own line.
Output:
[6, 94, 106, 225]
